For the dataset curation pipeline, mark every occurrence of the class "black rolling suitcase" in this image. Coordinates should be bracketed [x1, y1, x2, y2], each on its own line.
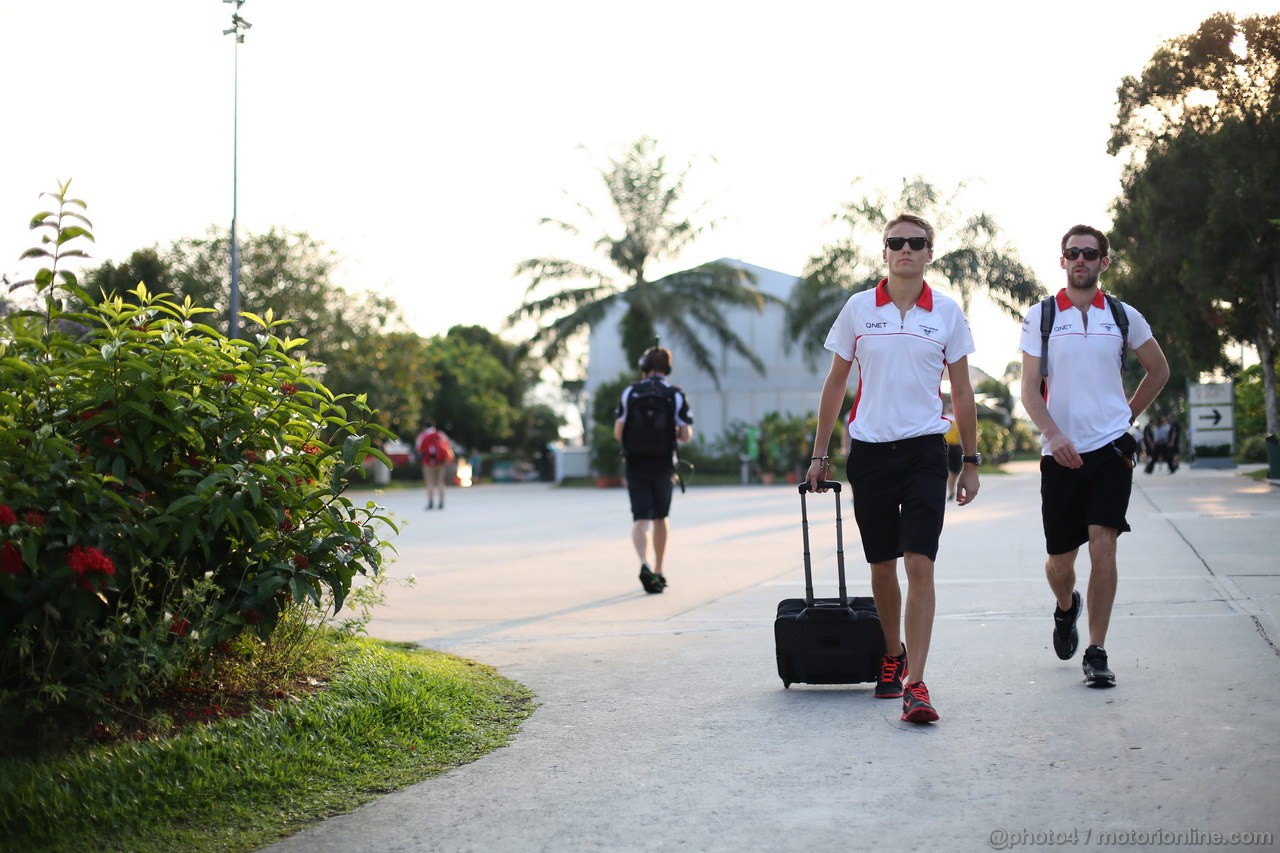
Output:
[774, 481, 885, 688]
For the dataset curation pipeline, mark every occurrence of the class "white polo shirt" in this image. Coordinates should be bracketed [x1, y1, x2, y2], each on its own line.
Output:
[1018, 288, 1153, 454]
[824, 280, 975, 444]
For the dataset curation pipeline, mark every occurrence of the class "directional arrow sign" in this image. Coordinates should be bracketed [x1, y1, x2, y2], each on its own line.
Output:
[1189, 404, 1233, 435]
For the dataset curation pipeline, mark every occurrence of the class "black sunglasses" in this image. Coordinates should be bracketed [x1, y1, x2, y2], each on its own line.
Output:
[885, 236, 930, 251]
[1063, 247, 1104, 261]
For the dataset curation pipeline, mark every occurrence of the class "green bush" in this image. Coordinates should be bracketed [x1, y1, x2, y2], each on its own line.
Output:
[589, 374, 631, 477]
[0, 182, 395, 718]
[976, 419, 1009, 460]
[1193, 443, 1232, 458]
[679, 424, 747, 476]
[1237, 434, 1270, 463]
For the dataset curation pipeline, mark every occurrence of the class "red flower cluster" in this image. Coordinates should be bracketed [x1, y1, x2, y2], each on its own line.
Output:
[1, 542, 23, 575]
[302, 444, 320, 455]
[291, 554, 311, 570]
[243, 450, 259, 463]
[67, 545, 117, 577]
[280, 381, 298, 396]
[24, 511, 46, 527]
[170, 617, 191, 637]
[0, 505, 16, 526]
[219, 373, 237, 384]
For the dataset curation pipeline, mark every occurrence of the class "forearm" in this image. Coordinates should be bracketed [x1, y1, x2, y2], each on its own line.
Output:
[811, 370, 848, 457]
[1127, 338, 1171, 422]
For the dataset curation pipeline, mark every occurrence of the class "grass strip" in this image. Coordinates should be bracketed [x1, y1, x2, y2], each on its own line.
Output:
[0, 638, 534, 853]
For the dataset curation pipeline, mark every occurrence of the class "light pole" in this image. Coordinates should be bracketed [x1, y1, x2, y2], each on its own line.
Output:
[222, 0, 251, 339]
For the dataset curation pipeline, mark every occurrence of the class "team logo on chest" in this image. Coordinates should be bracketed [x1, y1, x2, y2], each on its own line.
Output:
[919, 324, 938, 337]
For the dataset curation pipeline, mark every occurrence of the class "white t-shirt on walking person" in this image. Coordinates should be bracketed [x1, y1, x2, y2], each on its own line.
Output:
[1019, 289, 1153, 455]
[823, 280, 976, 444]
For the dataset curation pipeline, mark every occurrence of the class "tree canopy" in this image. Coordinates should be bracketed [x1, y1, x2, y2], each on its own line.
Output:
[785, 177, 1043, 365]
[1108, 11, 1280, 434]
[78, 232, 553, 451]
[508, 136, 772, 384]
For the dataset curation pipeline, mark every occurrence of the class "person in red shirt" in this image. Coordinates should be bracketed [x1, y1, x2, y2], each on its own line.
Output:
[415, 418, 454, 510]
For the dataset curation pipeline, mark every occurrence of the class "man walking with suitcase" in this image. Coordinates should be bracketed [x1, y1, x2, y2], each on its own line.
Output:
[805, 214, 981, 723]
[1019, 225, 1168, 688]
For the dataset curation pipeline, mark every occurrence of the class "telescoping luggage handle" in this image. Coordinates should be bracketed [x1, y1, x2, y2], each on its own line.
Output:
[797, 480, 846, 607]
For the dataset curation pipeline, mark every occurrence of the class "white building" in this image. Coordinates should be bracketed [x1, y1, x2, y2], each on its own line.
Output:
[585, 259, 828, 445]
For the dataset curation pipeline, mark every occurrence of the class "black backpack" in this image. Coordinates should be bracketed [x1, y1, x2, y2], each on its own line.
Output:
[622, 379, 678, 457]
[1039, 293, 1129, 395]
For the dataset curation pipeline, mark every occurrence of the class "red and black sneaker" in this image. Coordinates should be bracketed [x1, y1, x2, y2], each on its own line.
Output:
[874, 648, 908, 699]
[901, 681, 939, 723]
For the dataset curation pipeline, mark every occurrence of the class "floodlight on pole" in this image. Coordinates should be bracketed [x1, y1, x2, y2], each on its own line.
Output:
[222, 0, 251, 339]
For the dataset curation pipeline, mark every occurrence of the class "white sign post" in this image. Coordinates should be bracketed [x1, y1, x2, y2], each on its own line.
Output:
[1187, 381, 1235, 468]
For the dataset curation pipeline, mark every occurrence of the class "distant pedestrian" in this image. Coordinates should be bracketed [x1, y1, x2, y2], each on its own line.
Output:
[1019, 224, 1169, 688]
[1145, 416, 1173, 474]
[415, 418, 455, 510]
[614, 346, 693, 594]
[804, 213, 981, 724]
[1167, 416, 1182, 473]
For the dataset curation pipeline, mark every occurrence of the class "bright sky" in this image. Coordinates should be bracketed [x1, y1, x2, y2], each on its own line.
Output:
[2, 0, 1273, 380]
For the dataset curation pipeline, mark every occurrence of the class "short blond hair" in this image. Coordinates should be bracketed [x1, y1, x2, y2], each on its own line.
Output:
[884, 213, 935, 247]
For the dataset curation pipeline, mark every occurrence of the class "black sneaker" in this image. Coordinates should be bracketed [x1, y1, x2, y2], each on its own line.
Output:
[1082, 645, 1116, 687]
[874, 648, 908, 699]
[639, 564, 663, 594]
[901, 681, 939, 723]
[1053, 590, 1082, 660]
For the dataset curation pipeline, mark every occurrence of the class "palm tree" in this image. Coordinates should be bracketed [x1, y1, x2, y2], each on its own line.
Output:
[785, 177, 1046, 365]
[508, 136, 771, 383]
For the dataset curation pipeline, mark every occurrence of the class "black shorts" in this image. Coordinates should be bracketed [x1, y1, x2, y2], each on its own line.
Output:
[1040, 444, 1133, 555]
[846, 434, 948, 563]
[625, 458, 675, 521]
[946, 443, 962, 475]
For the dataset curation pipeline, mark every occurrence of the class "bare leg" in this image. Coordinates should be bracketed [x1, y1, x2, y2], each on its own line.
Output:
[652, 518, 669, 574]
[1046, 548, 1080, 611]
[631, 520, 650, 565]
[870, 560, 903, 657]
[903, 552, 936, 682]
[1085, 525, 1119, 647]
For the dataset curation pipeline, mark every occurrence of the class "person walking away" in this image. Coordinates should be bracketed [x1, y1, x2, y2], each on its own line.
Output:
[416, 418, 455, 510]
[1145, 416, 1172, 474]
[804, 213, 981, 724]
[1166, 416, 1181, 473]
[1019, 224, 1169, 688]
[614, 346, 693, 594]
[1140, 418, 1156, 469]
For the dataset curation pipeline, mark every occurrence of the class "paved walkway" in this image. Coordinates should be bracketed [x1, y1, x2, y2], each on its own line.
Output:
[264, 464, 1280, 852]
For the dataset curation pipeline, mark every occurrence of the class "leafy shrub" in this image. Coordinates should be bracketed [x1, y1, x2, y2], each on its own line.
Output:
[0, 182, 395, 717]
[759, 410, 819, 478]
[1237, 434, 1270, 463]
[976, 419, 1010, 461]
[1193, 443, 1232, 458]
[589, 374, 631, 477]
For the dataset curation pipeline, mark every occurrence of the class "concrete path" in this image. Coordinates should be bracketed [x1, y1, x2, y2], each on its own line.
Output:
[264, 464, 1280, 852]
